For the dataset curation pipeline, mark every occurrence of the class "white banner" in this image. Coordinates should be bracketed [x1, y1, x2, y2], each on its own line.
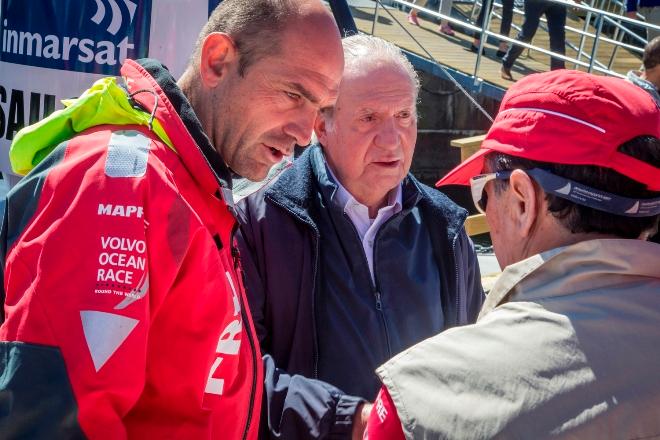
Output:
[0, 0, 216, 177]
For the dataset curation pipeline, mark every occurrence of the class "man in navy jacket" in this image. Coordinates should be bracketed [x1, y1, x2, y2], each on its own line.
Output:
[237, 34, 484, 440]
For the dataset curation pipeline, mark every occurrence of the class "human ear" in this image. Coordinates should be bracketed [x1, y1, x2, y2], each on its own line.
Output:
[508, 169, 540, 238]
[314, 113, 330, 146]
[199, 32, 238, 88]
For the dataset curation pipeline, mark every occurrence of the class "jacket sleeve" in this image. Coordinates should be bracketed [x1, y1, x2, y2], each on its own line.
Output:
[365, 387, 406, 440]
[0, 139, 152, 439]
[236, 196, 365, 440]
[261, 355, 365, 439]
[457, 230, 485, 324]
[625, 0, 637, 12]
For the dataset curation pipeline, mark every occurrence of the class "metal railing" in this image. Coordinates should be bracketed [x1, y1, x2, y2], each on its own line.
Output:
[370, 0, 497, 121]
[467, 0, 650, 71]
[467, 0, 612, 72]
[366, 0, 660, 87]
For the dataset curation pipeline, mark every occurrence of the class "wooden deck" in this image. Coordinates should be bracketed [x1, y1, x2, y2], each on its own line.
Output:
[350, 2, 642, 89]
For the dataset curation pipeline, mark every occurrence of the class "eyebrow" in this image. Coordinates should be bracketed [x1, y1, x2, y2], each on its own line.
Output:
[355, 104, 415, 115]
[286, 82, 320, 105]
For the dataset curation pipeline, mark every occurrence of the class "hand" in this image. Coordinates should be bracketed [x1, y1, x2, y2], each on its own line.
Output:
[351, 402, 373, 440]
[626, 10, 637, 19]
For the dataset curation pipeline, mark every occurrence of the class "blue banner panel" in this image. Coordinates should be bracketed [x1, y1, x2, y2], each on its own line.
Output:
[0, 0, 152, 75]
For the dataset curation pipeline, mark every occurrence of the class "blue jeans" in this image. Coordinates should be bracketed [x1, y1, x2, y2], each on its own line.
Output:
[502, 0, 566, 70]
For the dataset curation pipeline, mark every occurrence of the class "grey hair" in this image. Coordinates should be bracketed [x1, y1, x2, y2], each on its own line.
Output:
[342, 33, 420, 100]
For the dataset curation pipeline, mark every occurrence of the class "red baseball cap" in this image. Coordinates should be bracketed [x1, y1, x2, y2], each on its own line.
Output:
[436, 70, 660, 191]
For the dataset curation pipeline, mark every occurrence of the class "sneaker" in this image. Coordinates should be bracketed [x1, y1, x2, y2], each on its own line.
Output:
[408, 14, 420, 26]
[438, 23, 455, 36]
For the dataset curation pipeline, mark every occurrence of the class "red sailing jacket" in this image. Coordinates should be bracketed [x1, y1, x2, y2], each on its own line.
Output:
[0, 59, 262, 439]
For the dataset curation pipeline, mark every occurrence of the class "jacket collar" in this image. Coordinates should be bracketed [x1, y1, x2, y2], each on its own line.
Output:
[266, 144, 466, 236]
[263, 146, 319, 223]
[122, 59, 233, 200]
[626, 71, 660, 108]
[479, 238, 660, 320]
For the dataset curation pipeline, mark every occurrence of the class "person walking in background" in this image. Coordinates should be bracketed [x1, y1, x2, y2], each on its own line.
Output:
[470, 0, 515, 56]
[627, 36, 660, 105]
[626, 0, 660, 41]
[500, 0, 568, 80]
[408, 0, 457, 35]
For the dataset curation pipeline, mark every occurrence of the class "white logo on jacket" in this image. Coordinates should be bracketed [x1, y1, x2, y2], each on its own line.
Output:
[205, 271, 243, 396]
[98, 203, 143, 218]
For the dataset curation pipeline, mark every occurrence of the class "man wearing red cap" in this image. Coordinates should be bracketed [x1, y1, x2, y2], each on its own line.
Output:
[364, 69, 660, 439]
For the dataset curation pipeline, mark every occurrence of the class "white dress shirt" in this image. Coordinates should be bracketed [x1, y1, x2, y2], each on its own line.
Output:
[326, 164, 403, 282]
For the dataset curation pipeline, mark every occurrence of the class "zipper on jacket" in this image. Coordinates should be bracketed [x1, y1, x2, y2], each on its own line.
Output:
[373, 221, 396, 358]
[452, 233, 460, 327]
[240, 304, 257, 440]
[344, 213, 393, 358]
[197, 104, 257, 438]
[229, 222, 258, 440]
[266, 196, 322, 379]
[311, 239, 320, 379]
[450, 215, 468, 326]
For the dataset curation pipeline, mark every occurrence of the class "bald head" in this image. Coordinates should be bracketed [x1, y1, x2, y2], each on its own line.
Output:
[191, 0, 338, 76]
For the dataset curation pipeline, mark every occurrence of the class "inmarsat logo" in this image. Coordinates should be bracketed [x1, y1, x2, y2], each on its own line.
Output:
[91, 0, 138, 36]
[0, 0, 151, 75]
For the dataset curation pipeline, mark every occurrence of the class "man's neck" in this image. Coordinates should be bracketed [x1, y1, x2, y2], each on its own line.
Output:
[177, 69, 215, 149]
[639, 68, 660, 90]
[529, 226, 621, 260]
[325, 162, 397, 218]
[176, 68, 193, 100]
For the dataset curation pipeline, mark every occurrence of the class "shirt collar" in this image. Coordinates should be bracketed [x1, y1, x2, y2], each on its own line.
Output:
[626, 70, 660, 108]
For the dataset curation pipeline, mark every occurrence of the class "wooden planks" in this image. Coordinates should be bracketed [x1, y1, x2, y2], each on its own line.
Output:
[465, 213, 490, 236]
[351, 3, 642, 89]
[450, 134, 486, 161]
[451, 135, 488, 236]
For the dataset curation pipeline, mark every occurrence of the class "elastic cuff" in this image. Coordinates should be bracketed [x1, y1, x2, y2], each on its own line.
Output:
[327, 394, 367, 439]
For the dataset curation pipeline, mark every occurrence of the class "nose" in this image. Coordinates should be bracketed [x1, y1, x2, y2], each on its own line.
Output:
[374, 118, 400, 150]
[283, 108, 317, 147]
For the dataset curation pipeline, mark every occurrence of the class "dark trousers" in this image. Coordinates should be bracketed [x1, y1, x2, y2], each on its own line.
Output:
[502, 0, 566, 70]
[473, 0, 514, 40]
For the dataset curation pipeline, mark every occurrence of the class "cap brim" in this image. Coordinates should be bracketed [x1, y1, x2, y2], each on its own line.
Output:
[436, 148, 491, 187]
